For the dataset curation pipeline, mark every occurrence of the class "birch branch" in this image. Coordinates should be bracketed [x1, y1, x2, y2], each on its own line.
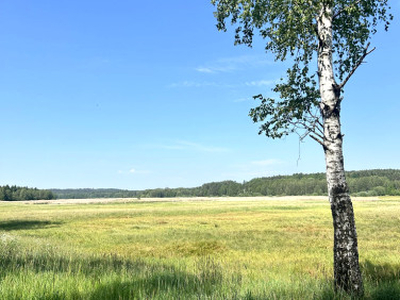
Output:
[338, 42, 376, 89]
[310, 134, 326, 147]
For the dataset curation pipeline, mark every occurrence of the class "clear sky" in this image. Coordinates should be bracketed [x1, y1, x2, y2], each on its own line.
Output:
[1, 1, 399, 190]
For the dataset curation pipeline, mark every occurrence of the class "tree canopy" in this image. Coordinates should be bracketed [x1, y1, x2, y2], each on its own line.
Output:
[213, 0, 392, 141]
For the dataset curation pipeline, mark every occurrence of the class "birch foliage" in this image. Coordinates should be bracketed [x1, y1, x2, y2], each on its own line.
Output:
[212, 0, 392, 140]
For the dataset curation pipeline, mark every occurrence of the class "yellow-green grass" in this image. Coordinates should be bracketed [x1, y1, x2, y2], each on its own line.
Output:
[0, 197, 399, 299]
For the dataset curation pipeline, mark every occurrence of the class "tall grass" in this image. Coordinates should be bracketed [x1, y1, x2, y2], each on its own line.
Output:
[0, 197, 399, 299]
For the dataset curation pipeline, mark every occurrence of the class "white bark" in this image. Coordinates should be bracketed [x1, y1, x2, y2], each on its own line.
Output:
[317, 4, 363, 295]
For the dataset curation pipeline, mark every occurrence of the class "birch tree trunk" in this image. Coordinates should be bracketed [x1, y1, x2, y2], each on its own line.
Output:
[317, 5, 364, 295]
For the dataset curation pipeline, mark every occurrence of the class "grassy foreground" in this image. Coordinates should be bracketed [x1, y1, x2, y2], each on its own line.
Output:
[0, 197, 399, 299]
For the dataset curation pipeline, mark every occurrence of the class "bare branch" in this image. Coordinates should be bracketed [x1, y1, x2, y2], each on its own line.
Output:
[338, 42, 376, 89]
[304, 121, 325, 141]
[304, 106, 324, 135]
[310, 134, 326, 147]
[310, 129, 325, 141]
[314, 121, 324, 135]
[316, 118, 324, 130]
[306, 107, 323, 128]
[286, 114, 325, 144]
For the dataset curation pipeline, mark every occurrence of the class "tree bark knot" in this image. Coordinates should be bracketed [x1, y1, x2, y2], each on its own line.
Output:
[330, 183, 350, 198]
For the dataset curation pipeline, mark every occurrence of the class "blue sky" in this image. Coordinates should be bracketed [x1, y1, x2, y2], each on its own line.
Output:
[1, 1, 399, 190]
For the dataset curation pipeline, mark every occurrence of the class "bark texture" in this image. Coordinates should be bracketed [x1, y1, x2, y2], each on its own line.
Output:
[317, 4, 364, 295]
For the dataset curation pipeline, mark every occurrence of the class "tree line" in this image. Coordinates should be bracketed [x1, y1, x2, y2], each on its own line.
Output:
[49, 169, 399, 199]
[0, 185, 55, 201]
[4, 169, 397, 201]
[139, 169, 400, 198]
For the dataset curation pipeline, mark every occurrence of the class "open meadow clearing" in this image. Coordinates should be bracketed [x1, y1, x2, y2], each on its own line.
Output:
[0, 196, 399, 299]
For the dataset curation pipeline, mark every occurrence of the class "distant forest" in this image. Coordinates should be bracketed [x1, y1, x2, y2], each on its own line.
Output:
[51, 169, 400, 199]
[0, 185, 55, 201]
[2, 169, 398, 201]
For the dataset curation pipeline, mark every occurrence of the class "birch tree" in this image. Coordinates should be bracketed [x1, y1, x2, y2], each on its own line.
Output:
[211, 0, 392, 295]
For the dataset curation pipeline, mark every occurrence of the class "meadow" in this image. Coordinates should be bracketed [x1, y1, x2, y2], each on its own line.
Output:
[0, 197, 399, 299]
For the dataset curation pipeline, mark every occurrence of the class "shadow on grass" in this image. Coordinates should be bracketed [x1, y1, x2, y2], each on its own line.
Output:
[362, 260, 400, 299]
[315, 261, 400, 300]
[361, 260, 400, 283]
[87, 270, 224, 300]
[0, 220, 62, 231]
[35, 271, 226, 300]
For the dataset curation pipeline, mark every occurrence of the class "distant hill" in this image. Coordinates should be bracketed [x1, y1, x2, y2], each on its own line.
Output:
[51, 169, 400, 199]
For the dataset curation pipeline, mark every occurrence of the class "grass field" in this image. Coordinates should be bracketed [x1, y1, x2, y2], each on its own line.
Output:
[0, 197, 399, 299]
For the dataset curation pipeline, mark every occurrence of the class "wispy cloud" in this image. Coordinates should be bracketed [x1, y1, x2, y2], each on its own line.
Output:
[79, 56, 113, 70]
[251, 159, 283, 166]
[195, 67, 215, 74]
[118, 168, 151, 175]
[195, 65, 236, 73]
[167, 81, 220, 88]
[245, 80, 276, 87]
[196, 55, 272, 74]
[168, 79, 276, 89]
[233, 97, 251, 103]
[179, 141, 228, 153]
[159, 140, 229, 153]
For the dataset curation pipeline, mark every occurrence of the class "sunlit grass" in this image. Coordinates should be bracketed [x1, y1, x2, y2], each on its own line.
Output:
[0, 197, 399, 299]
